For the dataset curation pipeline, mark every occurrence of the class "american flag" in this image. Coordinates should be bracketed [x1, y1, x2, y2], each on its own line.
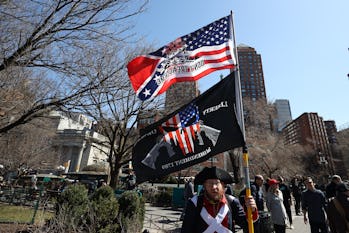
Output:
[127, 15, 236, 101]
[161, 103, 200, 155]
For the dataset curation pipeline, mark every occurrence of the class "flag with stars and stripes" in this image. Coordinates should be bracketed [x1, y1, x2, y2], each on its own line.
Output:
[161, 103, 200, 155]
[132, 73, 245, 183]
[127, 15, 236, 101]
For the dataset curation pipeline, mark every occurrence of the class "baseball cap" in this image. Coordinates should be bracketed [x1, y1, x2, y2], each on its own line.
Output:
[268, 179, 279, 186]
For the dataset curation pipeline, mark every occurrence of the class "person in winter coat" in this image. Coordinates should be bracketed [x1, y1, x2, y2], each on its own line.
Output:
[181, 166, 259, 233]
[266, 179, 288, 233]
[327, 182, 349, 233]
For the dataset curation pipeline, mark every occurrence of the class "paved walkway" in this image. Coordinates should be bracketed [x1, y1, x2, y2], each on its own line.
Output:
[143, 203, 312, 233]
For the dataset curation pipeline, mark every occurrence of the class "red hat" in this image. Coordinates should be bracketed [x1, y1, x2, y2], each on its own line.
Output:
[268, 179, 279, 186]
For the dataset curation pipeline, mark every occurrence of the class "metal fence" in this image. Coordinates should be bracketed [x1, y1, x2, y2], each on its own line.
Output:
[0, 186, 56, 224]
[143, 213, 182, 233]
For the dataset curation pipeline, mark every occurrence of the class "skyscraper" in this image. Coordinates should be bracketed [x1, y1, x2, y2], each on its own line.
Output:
[237, 44, 271, 130]
[237, 44, 266, 101]
[274, 99, 293, 132]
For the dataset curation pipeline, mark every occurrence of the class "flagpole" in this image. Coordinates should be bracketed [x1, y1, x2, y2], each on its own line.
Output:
[230, 11, 254, 233]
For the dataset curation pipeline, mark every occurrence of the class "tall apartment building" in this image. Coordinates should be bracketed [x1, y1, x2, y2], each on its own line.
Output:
[283, 113, 334, 174]
[165, 82, 199, 113]
[324, 120, 338, 144]
[324, 121, 347, 177]
[274, 99, 293, 132]
[237, 44, 266, 101]
[237, 44, 272, 132]
[137, 109, 164, 130]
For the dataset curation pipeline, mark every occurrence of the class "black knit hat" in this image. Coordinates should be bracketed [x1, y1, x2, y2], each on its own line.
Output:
[194, 166, 233, 185]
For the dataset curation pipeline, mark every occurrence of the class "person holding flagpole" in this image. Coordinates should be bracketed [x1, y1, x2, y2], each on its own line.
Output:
[181, 166, 259, 233]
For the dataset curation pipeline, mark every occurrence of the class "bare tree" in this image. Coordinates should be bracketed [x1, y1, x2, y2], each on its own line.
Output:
[334, 128, 349, 178]
[0, 116, 60, 174]
[242, 98, 311, 179]
[72, 42, 162, 188]
[0, 0, 148, 134]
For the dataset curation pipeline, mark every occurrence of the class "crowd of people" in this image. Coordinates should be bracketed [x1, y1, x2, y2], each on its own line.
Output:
[181, 168, 349, 233]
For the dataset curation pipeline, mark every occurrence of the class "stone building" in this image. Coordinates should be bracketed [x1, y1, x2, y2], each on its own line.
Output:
[50, 111, 109, 172]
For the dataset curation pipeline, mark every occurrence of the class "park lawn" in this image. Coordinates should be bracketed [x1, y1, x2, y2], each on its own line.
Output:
[0, 203, 53, 224]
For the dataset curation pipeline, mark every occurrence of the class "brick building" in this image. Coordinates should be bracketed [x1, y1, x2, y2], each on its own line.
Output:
[283, 112, 334, 175]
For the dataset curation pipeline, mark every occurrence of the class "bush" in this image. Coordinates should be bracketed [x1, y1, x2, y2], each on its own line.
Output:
[88, 186, 120, 233]
[42, 185, 146, 233]
[51, 184, 89, 232]
[138, 185, 158, 204]
[118, 191, 145, 232]
[164, 176, 178, 184]
[154, 188, 172, 207]
[57, 184, 89, 220]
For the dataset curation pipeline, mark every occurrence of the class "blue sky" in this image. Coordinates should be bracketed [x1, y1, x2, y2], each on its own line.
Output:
[132, 0, 349, 129]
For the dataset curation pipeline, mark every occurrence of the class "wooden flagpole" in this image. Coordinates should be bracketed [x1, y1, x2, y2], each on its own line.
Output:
[230, 11, 254, 233]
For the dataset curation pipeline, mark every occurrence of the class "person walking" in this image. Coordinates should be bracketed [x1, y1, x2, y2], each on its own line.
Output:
[301, 177, 329, 233]
[277, 176, 293, 229]
[327, 182, 349, 233]
[290, 176, 305, 215]
[325, 175, 342, 199]
[266, 179, 288, 233]
[181, 166, 259, 233]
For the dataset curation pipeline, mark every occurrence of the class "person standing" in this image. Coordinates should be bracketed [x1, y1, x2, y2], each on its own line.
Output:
[181, 166, 259, 233]
[31, 174, 38, 190]
[126, 170, 136, 190]
[239, 175, 265, 211]
[180, 177, 195, 220]
[301, 177, 328, 233]
[266, 179, 288, 233]
[325, 175, 342, 199]
[290, 176, 305, 215]
[327, 182, 349, 233]
[277, 176, 293, 229]
[184, 178, 195, 200]
[239, 175, 265, 233]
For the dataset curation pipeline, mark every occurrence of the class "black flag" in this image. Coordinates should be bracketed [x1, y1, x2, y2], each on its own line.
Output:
[132, 72, 245, 183]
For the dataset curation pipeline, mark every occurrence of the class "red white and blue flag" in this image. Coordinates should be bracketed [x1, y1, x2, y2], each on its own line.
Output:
[132, 73, 245, 183]
[161, 103, 200, 154]
[127, 15, 236, 101]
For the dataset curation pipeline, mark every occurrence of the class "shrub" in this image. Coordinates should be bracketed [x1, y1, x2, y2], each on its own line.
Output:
[118, 191, 145, 232]
[52, 184, 89, 232]
[42, 185, 146, 233]
[164, 176, 178, 184]
[138, 185, 157, 204]
[88, 186, 120, 233]
[57, 184, 89, 217]
[154, 188, 172, 207]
